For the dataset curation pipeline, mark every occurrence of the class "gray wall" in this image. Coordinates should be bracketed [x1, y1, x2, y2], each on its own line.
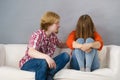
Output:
[0, 0, 120, 45]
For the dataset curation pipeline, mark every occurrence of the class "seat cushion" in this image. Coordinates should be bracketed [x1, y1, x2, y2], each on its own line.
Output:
[0, 66, 34, 80]
[54, 68, 114, 80]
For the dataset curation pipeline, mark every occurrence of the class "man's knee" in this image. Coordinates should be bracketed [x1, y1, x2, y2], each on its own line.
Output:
[35, 59, 48, 69]
[62, 52, 70, 62]
[40, 59, 48, 68]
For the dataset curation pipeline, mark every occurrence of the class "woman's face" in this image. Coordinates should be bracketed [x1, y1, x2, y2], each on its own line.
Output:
[48, 21, 60, 33]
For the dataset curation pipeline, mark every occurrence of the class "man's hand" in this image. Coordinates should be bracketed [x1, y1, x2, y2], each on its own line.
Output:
[45, 56, 56, 69]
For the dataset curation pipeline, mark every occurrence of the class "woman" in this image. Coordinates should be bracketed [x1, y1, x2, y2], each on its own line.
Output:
[66, 14, 103, 72]
[19, 11, 70, 80]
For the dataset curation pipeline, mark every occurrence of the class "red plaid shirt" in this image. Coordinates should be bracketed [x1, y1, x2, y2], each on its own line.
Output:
[19, 29, 61, 68]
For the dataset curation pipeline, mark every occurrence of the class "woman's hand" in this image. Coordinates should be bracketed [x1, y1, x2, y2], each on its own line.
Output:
[45, 55, 56, 69]
[80, 43, 92, 52]
[85, 48, 92, 53]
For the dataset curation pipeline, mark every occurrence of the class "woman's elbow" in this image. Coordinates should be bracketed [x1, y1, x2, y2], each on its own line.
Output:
[96, 41, 102, 49]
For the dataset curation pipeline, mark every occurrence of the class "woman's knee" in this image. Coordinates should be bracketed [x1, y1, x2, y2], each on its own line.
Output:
[76, 38, 84, 44]
[86, 38, 94, 43]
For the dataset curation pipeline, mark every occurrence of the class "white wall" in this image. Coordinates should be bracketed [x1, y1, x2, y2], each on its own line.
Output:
[0, 0, 120, 45]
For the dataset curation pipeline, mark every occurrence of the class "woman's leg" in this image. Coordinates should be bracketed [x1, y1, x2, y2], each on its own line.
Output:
[21, 58, 48, 80]
[48, 52, 70, 80]
[73, 38, 85, 71]
[91, 52, 100, 71]
[85, 38, 98, 72]
[70, 50, 80, 70]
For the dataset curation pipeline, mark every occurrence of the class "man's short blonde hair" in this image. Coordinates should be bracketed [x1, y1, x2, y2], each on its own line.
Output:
[40, 11, 60, 31]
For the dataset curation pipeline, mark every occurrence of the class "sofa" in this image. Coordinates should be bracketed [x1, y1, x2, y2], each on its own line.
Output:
[0, 44, 120, 80]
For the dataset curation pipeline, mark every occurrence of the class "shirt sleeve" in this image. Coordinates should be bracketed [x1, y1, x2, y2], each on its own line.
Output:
[66, 31, 75, 50]
[94, 32, 104, 51]
[28, 32, 42, 50]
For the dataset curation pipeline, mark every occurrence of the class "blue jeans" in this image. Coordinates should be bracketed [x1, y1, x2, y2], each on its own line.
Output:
[70, 38, 100, 71]
[21, 52, 70, 80]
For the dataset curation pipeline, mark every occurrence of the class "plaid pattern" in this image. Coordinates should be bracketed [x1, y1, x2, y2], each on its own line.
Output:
[19, 29, 61, 68]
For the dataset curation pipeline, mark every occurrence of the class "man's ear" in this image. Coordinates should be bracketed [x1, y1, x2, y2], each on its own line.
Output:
[55, 30, 59, 34]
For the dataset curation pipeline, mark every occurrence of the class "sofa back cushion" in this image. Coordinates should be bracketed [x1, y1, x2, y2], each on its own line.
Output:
[4, 44, 27, 68]
[0, 44, 6, 66]
[3, 44, 107, 69]
[4, 44, 61, 68]
[98, 46, 107, 68]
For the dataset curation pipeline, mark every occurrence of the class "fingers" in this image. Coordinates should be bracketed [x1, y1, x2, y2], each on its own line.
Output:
[51, 60, 56, 69]
[85, 49, 92, 53]
[53, 62, 56, 69]
[48, 59, 56, 69]
[81, 43, 91, 51]
[81, 47, 87, 52]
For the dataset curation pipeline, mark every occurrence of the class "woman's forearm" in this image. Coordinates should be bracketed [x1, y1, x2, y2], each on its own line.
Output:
[72, 41, 83, 49]
[72, 41, 101, 50]
[90, 41, 101, 49]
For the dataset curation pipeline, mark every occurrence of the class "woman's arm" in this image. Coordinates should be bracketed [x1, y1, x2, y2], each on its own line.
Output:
[66, 31, 76, 50]
[72, 41, 101, 52]
[72, 32, 103, 51]
[72, 41, 83, 49]
[90, 41, 101, 49]
[81, 41, 101, 51]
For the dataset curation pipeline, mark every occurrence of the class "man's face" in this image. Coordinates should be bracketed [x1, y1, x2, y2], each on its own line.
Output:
[48, 21, 60, 34]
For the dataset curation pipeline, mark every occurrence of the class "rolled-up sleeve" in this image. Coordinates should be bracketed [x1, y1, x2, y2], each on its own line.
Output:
[28, 32, 41, 50]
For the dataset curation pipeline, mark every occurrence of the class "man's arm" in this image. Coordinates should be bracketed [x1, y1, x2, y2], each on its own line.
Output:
[57, 42, 68, 48]
[28, 47, 56, 69]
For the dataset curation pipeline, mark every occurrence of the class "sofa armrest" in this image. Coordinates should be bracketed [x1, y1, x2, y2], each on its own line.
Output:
[0, 44, 6, 66]
[106, 45, 120, 74]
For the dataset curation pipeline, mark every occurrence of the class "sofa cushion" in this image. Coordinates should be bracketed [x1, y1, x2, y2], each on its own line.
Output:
[0, 66, 34, 80]
[54, 68, 114, 80]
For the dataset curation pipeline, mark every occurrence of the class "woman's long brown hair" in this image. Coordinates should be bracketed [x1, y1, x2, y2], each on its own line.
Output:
[75, 14, 96, 40]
